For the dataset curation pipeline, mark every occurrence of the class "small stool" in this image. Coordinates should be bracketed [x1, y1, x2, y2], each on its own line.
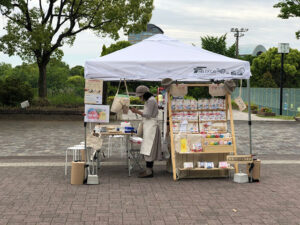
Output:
[128, 137, 143, 176]
[65, 145, 85, 176]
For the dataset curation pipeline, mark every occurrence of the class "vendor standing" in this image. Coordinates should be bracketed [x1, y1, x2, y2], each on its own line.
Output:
[130, 85, 162, 178]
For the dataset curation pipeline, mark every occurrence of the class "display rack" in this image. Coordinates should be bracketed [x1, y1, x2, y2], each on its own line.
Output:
[168, 84, 238, 180]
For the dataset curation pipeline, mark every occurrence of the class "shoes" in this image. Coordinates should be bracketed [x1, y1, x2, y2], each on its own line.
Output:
[138, 168, 153, 178]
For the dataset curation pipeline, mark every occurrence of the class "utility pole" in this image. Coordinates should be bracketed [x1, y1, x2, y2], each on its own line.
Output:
[278, 43, 289, 115]
[230, 28, 248, 58]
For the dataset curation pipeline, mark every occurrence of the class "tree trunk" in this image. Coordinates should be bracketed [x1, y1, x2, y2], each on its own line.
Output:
[38, 62, 47, 98]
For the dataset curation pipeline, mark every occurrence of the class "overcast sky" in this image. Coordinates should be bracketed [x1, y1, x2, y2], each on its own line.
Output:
[1, 0, 299, 67]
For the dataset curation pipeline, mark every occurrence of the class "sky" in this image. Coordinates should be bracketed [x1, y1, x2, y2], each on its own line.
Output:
[0, 0, 299, 67]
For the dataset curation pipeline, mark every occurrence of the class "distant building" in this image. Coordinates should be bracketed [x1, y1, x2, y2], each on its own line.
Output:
[128, 24, 164, 44]
[252, 45, 267, 56]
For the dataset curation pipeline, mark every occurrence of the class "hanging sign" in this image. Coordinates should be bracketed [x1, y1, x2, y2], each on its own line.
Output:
[84, 104, 109, 123]
[227, 155, 253, 164]
[84, 79, 103, 104]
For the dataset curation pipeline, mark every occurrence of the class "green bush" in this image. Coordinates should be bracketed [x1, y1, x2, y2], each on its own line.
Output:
[231, 100, 239, 110]
[260, 107, 272, 113]
[48, 94, 84, 108]
[31, 97, 50, 107]
[0, 76, 33, 106]
[184, 96, 196, 100]
[107, 96, 143, 106]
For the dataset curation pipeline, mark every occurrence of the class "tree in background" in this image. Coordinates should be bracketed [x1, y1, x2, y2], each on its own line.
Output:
[251, 47, 300, 88]
[101, 41, 132, 56]
[0, 0, 154, 98]
[69, 65, 84, 77]
[274, 0, 300, 39]
[201, 34, 236, 58]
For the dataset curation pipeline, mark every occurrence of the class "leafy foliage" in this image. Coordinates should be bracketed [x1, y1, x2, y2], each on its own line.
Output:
[274, 0, 300, 39]
[0, 76, 33, 106]
[69, 65, 84, 77]
[101, 41, 132, 56]
[251, 47, 300, 87]
[201, 34, 236, 58]
[0, 0, 154, 97]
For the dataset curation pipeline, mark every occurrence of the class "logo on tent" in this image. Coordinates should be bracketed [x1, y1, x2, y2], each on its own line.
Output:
[193, 67, 227, 75]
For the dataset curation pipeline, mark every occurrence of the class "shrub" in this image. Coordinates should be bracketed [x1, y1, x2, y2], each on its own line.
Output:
[0, 76, 33, 106]
[48, 94, 84, 108]
[107, 96, 143, 106]
[260, 107, 272, 113]
[31, 97, 50, 107]
[231, 100, 239, 110]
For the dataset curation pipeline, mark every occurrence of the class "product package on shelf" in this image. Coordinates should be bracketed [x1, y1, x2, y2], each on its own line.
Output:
[174, 134, 203, 153]
[187, 134, 203, 152]
[218, 161, 230, 168]
[187, 122, 199, 133]
[199, 122, 227, 133]
[198, 98, 225, 110]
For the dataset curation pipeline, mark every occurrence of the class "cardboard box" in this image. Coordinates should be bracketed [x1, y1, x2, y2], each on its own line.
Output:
[247, 159, 261, 181]
[71, 161, 85, 185]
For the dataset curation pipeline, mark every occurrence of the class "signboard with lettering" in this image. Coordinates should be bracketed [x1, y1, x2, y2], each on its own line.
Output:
[227, 155, 253, 164]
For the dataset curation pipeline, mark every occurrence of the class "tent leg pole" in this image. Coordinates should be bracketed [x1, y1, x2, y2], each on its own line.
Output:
[247, 79, 252, 155]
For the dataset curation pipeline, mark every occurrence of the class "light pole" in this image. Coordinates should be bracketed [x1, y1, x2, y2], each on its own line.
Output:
[278, 43, 289, 115]
[230, 28, 248, 58]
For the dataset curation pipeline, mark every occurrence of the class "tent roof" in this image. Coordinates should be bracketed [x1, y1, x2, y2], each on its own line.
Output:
[85, 34, 251, 81]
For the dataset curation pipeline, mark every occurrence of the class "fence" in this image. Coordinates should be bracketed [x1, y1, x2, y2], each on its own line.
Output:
[232, 87, 300, 116]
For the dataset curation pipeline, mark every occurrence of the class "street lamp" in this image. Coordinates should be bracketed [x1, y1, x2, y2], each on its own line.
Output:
[278, 43, 290, 115]
[230, 28, 248, 58]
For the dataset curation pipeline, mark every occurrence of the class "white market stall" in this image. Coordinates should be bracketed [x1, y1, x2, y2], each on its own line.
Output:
[85, 34, 253, 180]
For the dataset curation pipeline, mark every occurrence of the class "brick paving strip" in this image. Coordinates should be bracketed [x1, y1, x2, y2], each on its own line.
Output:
[1, 160, 300, 167]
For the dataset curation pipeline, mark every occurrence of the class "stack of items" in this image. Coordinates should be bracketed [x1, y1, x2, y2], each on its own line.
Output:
[198, 98, 225, 110]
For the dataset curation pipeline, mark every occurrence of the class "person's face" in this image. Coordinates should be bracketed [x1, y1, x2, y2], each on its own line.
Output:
[139, 95, 144, 101]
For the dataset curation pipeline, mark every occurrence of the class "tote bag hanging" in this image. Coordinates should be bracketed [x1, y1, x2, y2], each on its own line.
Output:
[234, 80, 246, 111]
[170, 84, 188, 97]
[111, 79, 130, 114]
[209, 83, 226, 97]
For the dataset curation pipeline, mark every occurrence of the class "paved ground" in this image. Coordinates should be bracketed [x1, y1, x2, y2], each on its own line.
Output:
[0, 164, 300, 225]
[0, 119, 299, 157]
[0, 115, 300, 225]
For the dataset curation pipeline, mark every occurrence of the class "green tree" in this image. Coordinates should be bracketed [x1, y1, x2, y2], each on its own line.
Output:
[0, 62, 13, 77]
[69, 65, 84, 77]
[201, 34, 236, 57]
[0, 76, 33, 106]
[251, 47, 300, 87]
[11, 63, 39, 88]
[46, 59, 69, 91]
[274, 1, 300, 39]
[101, 41, 132, 56]
[0, 0, 154, 98]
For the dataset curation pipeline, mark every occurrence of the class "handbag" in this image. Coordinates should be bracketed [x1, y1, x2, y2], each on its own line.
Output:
[170, 84, 188, 97]
[209, 83, 226, 97]
[137, 122, 143, 137]
[111, 79, 130, 114]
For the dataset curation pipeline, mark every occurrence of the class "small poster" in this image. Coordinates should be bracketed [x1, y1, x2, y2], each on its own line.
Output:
[84, 105, 109, 123]
[84, 79, 103, 104]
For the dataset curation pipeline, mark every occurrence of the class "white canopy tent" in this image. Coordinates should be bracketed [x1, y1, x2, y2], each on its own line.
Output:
[85, 34, 253, 154]
[85, 34, 251, 82]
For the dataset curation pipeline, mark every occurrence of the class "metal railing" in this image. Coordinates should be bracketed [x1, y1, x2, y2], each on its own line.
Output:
[232, 87, 300, 116]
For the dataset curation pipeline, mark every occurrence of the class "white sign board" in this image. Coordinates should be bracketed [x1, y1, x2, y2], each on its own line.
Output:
[84, 105, 109, 123]
[278, 43, 289, 54]
[84, 79, 103, 104]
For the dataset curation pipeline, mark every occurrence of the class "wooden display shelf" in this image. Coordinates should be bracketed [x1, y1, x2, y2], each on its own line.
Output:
[203, 145, 234, 153]
[177, 150, 232, 154]
[179, 167, 234, 171]
[173, 109, 226, 112]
